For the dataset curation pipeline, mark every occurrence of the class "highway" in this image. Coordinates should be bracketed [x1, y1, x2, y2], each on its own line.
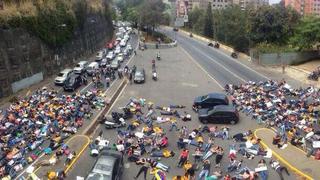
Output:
[160, 27, 268, 86]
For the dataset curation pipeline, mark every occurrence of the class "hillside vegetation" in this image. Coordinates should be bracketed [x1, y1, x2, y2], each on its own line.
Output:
[0, 0, 113, 47]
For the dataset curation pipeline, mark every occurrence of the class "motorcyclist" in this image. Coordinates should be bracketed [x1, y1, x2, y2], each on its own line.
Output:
[153, 71, 157, 80]
[157, 52, 160, 60]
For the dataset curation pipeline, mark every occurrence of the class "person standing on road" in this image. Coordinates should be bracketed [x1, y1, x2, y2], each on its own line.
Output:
[270, 159, 290, 180]
[134, 159, 149, 180]
[129, 71, 133, 84]
[117, 68, 123, 79]
[105, 76, 110, 88]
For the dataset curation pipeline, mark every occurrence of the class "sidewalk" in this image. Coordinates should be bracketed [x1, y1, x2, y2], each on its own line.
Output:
[254, 128, 319, 180]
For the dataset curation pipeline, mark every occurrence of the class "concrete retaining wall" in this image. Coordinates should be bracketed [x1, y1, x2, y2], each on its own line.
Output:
[258, 51, 320, 66]
[11, 72, 43, 93]
[139, 41, 177, 49]
[0, 14, 113, 98]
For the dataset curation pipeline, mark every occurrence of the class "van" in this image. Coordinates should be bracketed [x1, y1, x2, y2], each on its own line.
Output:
[73, 61, 88, 74]
[87, 62, 99, 76]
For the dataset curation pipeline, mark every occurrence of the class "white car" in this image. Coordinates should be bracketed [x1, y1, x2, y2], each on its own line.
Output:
[127, 44, 132, 51]
[117, 53, 124, 62]
[96, 50, 104, 61]
[115, 46, 121, 54]
[116, 37, 122, 42]
[106, 51, 115, 60]
[120, 40, 126, 47]
[73, 61, 88, 74]
[54, 69, 73, 85]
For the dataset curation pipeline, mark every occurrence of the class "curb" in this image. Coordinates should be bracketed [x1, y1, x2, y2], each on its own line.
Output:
[290, 66, 311, 75]
[254, 128, 314, 180]
[84, 79, 127, 136]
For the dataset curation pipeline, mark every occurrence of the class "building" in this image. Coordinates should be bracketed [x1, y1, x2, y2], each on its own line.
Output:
[176, 0, 192, 17]
[191, 0, 231, 10]
[233, 0, 269, 10]
[284, 0, 320, 16]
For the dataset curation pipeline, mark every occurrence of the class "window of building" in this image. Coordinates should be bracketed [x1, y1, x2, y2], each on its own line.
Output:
[225, 0, 228, 2]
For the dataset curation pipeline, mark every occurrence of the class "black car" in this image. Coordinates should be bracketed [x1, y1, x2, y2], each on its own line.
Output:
[173, 27, 179, 31]
[63, 75, 83, 91]
[134, 69, 145, 83]
[198, 105, 239, 124]
[86, 150, 123, 180]
[193, 93, 229, 111]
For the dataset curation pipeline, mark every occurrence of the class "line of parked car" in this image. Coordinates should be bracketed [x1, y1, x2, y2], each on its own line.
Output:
[193, 93, 240, 124]
[54, 24, 134, 92]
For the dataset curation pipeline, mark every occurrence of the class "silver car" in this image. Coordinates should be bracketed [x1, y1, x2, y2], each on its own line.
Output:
[86, 151, 123, 180]
[134, 69, 145, 83]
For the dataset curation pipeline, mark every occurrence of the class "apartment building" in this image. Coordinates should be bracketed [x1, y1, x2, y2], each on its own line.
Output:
[284, 0, 320, 16]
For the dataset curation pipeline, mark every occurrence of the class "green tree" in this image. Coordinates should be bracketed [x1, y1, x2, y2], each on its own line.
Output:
[139, 0, 165, 34]
[188, 7, 203, 29]
[291, 16, 320, 50]
[203, 3, 213, 38]
[215, 5, 249, 52]
[249, 5, 300, 45]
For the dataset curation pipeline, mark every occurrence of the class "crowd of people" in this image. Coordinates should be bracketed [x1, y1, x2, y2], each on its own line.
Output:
[225, 80, 320, 157]
[89, 97, 291, 180]
[0, 87, 106, 178]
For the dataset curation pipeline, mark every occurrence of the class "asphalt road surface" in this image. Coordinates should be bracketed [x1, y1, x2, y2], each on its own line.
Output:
[67, 47, 293, 180]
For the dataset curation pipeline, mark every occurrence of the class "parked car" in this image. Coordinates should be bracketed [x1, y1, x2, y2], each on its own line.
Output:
[115, 46, 121, 54]
[100, 58, 108, 68]
[73, 61, 88, 74]
[127, 44, 132, 51]
[173, 27, 179, 31]
[87, 62, 99, 76]
[193, 93, 229, 111]
[117, 53, 124, 63]
[198, 105, 239, 124]
[110, 60, 120, 69]
[63, 75, 83, 91]
[106, 51, 115, 60]
[96, 50, 105, 62]
[134, 69, 145, 83]
[120, 39, 126, 47]
[86, 150, 123, 180]
[54, 69, 73, 85]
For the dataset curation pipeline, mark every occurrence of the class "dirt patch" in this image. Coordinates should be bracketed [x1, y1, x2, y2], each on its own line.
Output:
[294, 59, 320, 72]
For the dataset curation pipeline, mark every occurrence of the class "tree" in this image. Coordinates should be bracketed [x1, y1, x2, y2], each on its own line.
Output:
[203, 3, 214, 38]
[291, 16, 320, 50]
[249, 5, 300, 46]
[139, 0, 165, 34]
[188, 7, 203, 29]
[215, 5, 249, 52]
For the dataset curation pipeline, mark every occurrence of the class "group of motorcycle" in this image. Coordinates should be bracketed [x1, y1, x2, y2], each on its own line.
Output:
[99, 107, 133, 129]
[152, 52, 160, 81]
[308, 68, 320, 81]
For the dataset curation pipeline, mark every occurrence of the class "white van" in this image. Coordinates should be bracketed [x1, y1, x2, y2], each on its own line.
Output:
[73, 61, 88, 74]
[87, 62, 99, 76]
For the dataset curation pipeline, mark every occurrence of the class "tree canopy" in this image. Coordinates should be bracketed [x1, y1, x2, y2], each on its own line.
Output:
[203, 3, 214, 38]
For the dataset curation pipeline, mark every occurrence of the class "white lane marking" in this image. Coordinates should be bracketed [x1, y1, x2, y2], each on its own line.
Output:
[181, 82, 198, 87]
[15, 154, 45, 179]
[79, 82, 93, 93]
[105, 82, 128, 116]
[178, 30, 270, 81]
[179, 47, 224, 90]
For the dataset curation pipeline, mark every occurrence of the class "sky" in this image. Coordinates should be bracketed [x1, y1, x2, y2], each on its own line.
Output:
[269, 0, 281, 5]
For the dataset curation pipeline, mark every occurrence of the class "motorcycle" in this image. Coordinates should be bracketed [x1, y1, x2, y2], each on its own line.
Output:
[190, 33, 193, 37]
[157, 55, 161, 60]
[105, 117, 126, 129]
[152, 71, 157, 81]
[231, 52, 238, 59]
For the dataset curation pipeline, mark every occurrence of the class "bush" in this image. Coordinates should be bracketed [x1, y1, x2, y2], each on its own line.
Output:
[256, 42, 297, 53]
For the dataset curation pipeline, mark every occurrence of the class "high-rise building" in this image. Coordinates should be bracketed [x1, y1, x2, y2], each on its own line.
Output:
[232, 0, 269, 10]
[284, 0, 320, 16]
[191, 0, 231, 10]
[176, 0, 193, 17]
